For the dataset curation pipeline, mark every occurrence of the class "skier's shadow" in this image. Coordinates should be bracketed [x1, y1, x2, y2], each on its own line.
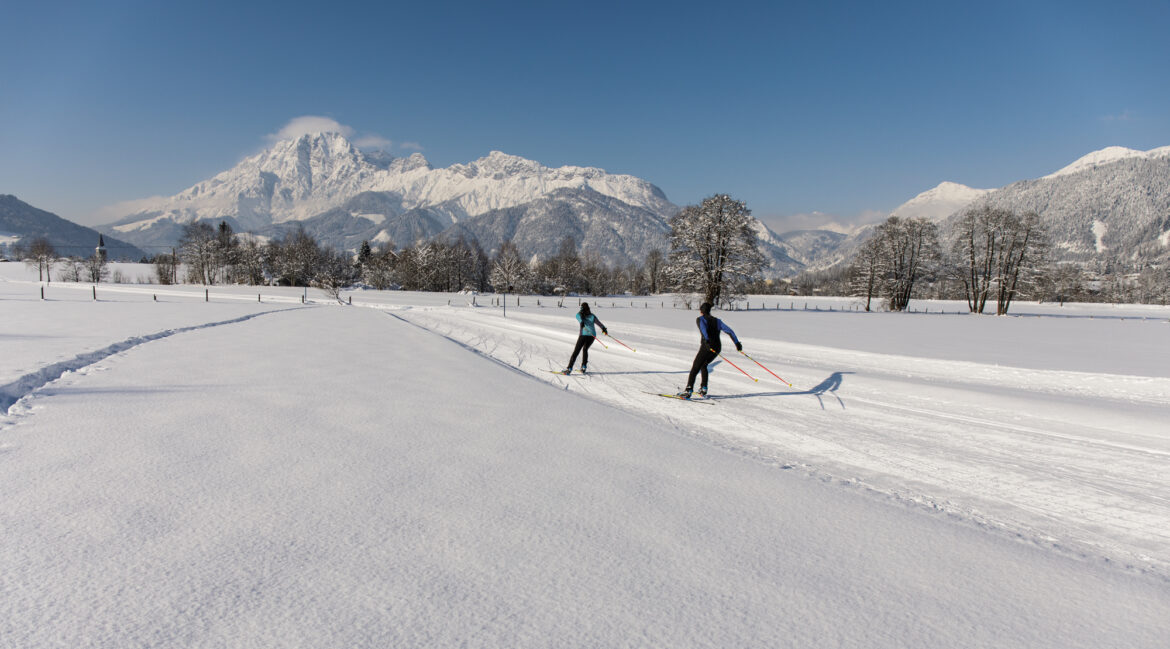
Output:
[708, 371, 853, 410]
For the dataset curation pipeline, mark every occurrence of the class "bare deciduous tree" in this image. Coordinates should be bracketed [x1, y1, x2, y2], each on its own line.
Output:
[848, 234, 883, 311]
[490, 240, 532, 294]
[179, 222, 219, 285]
[83, 252, 109, 283]
[643, 248, 665, 294]
[312, 247, 359, 302]
[858, 216, 941, 312]
[951, 205, 1049, 314]
[21, 237, 57, 282]
[666, 194, 765, 306]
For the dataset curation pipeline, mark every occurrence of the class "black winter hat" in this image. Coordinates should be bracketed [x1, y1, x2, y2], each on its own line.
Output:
[700, 302, 713, 314]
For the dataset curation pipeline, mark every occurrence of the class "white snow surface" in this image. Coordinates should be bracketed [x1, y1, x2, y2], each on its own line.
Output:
[1044, 145, 1170, 179]
[1093, 219, 1109, 253]
[3, 265, 1169, 647]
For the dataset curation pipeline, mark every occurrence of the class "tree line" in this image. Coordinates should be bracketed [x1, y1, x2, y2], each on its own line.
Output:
[11, 196, 1165, 309]
[822, 204, 1169, 310]
[145, 193, 768, 303]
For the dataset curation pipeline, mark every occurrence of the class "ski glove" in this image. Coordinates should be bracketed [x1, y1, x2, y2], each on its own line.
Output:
[735, 342, 743, 352]
[602, 328, 608, 335]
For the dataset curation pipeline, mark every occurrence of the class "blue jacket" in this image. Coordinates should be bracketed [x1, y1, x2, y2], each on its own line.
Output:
[697, 314, 740, 351]
[577, 312, 606, 337]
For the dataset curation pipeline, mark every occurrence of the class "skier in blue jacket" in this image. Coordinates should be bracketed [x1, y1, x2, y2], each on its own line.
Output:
[679, 302, 742, 398]
[563, 302, 607, 374]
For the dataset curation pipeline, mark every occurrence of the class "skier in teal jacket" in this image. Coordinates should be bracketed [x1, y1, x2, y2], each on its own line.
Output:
[563, 302, 607, 374]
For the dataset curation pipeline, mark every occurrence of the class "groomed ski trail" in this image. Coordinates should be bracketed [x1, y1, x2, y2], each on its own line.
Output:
[387, 305, 1170, 580]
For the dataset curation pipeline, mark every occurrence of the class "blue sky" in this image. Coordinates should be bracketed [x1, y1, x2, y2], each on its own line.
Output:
[2, 0, 1168, 231]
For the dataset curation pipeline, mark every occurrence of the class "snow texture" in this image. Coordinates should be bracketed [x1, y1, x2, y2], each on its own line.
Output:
[2, 264, 1169, 647]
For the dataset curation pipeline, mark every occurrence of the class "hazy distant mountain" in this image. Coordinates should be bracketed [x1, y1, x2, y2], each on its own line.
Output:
[749, 220, 804, 277]
[1, 195, 146, 260]
[779, 227, 877, 275]
[890, 182, 993, 220]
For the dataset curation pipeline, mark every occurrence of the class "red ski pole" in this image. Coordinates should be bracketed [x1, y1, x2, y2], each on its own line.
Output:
[714, 349, 757, 382]
[605, 332, 636, 352]
[592, 335, 609, 349]
[740, 350, 792, 386]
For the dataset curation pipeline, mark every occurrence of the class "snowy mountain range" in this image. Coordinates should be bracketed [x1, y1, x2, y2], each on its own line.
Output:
[100, 134, 665, 265]
[983, 146, 1170, 262]
[95, 133, 1170, 278]
[1, 195, 146, 261]
[1043, 145, 1170, 179]
[98, 132, 806, 274]
[792, 145, 1170, 273]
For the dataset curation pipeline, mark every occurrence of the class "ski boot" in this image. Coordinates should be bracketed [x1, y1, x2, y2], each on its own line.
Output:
[676, 388, 693, 400]
[698, 387, 708, 397]
[580, 365, 588, 375]
[561, 367, 573, 375]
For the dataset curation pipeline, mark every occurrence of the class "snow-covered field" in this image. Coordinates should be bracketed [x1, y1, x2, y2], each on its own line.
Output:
[3, 263, 1169, 648]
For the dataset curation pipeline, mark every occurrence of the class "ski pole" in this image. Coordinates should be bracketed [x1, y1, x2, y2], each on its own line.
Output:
[592, 335, 609, 349]
[714, 349, 757, 382]
[605, 332, 636, 352]
[740, 350, 792, 386]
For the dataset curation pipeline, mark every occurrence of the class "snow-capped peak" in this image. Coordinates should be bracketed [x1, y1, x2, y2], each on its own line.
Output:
[890, 181, 992, 220]
[104, 132, 676, 234]
[1044, 145, 1170, 179]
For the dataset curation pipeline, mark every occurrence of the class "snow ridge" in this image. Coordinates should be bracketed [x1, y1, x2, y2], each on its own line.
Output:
[1044, 145, 1170, 179]
[1, 310, 292, 415]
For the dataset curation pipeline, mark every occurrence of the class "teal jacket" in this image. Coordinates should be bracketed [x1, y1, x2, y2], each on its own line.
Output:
[576, 312, 606, 337]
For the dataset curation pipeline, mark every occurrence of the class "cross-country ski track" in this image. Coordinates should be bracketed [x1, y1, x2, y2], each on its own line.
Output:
[390, 305, 1170, 579]
[3, 282, 1169, 647]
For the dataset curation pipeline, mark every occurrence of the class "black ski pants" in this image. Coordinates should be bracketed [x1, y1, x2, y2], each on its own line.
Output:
[686, 345, 720, 390]
[568, 334, 594, 369]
